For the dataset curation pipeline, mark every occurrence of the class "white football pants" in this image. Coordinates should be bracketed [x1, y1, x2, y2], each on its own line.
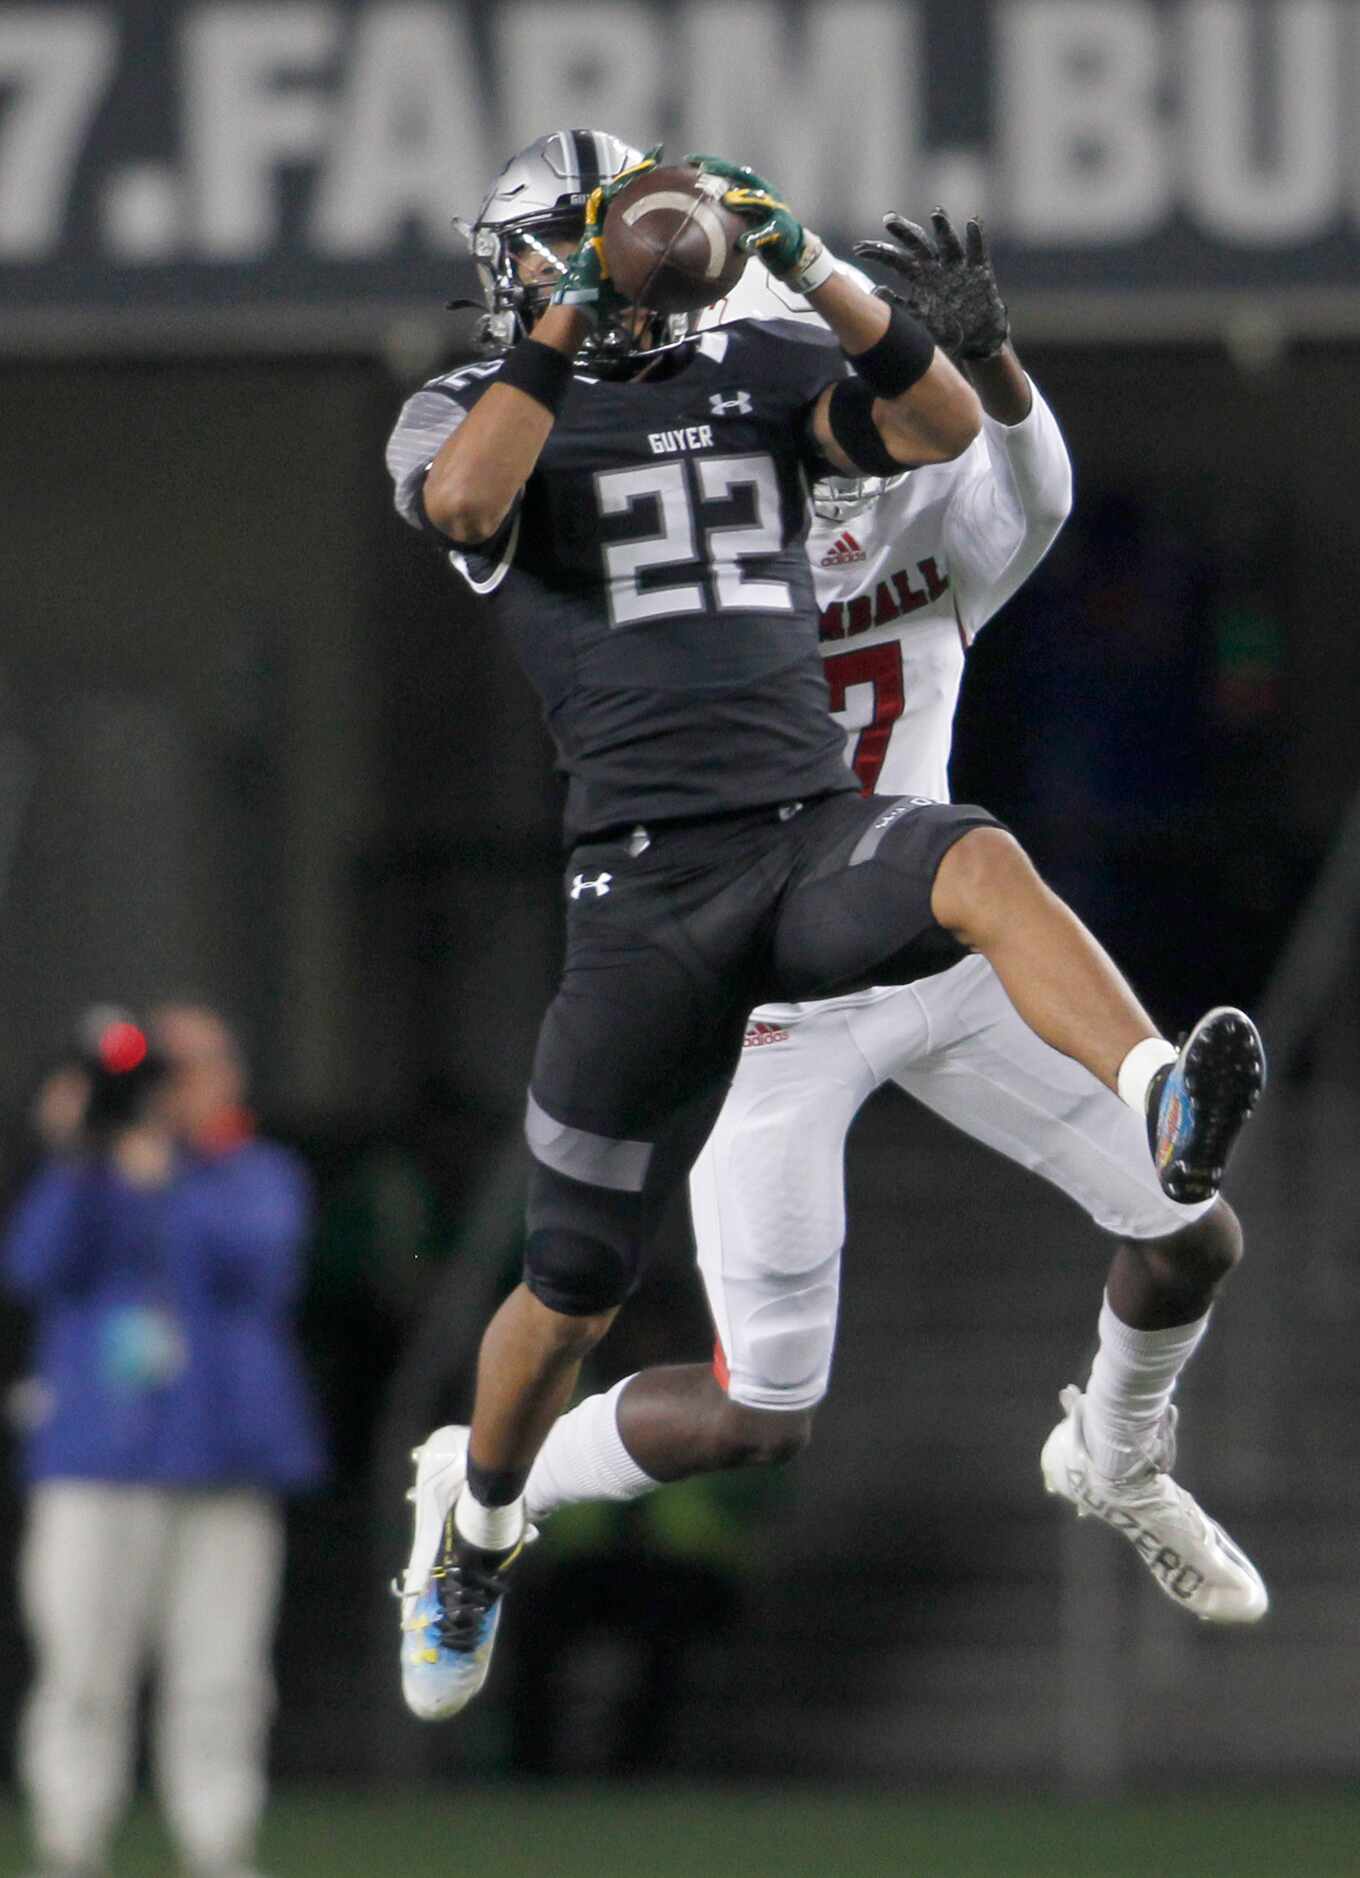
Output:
[689, 953, 1211, 1412]
[17, 1480, 283, 1874]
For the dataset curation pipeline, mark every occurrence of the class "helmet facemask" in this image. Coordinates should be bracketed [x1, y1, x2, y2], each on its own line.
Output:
[450, 214, 578, 353]
[812, 475, 891, 526]
[452, 130, 687, 373]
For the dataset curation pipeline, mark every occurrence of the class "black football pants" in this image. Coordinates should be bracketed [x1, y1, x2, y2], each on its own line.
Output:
[523, 790, 997, 1315]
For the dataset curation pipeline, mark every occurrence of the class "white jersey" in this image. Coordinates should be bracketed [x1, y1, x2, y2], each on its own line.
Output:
[756, 380, 1073, 1022]
[813, 383, 1071, 804]
[696, 279, 1072, 803]
[690, 280, 1202, 1420]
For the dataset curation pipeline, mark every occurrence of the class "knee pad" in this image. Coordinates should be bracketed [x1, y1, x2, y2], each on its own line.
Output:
[524, 1162, 645, 1315]
[524, 1227, 635, 1316]
[716, 1247, 841, 1413]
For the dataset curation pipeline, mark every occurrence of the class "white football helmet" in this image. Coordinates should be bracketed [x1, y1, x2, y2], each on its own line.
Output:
[695, 257, 907, 524]
[453, 129, 685, 367]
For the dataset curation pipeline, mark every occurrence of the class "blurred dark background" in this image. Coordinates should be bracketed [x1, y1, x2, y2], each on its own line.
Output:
[3, 0, 1359, 1825]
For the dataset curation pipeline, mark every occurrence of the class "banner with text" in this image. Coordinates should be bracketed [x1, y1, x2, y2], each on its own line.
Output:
[4, 0, 1359, 346]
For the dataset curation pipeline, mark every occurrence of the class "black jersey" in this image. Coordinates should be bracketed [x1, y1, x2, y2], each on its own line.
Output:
[387, 320, 858, 837]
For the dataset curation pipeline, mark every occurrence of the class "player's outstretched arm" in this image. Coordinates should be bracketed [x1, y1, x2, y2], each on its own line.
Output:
[849, 206, 1073, 628]
[805, 269, 981, 468]
[688, 153, 981, 470]
[855, 209, 1030, 425]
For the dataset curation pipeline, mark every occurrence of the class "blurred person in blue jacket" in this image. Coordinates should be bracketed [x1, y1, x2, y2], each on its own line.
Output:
[3, 1002, 325, 1878]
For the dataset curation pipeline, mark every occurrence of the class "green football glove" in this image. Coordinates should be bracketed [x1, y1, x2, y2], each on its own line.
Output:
[549, 145, 663, 325]
[685, 154, 814, 281]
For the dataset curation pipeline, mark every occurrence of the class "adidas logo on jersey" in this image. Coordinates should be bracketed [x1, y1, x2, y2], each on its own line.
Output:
[743, 1020, 790, 1049]
[820, 531, 866, 567]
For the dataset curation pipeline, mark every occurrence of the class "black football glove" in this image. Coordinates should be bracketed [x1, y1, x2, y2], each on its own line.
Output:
[854, 208, 1009, 362]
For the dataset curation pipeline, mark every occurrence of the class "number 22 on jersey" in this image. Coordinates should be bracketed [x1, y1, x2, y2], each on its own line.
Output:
[595, 454, 794, 629]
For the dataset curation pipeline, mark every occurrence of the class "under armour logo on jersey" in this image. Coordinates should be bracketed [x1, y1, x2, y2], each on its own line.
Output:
[709, 391, 753, 417]
[570, 871, 613, 900]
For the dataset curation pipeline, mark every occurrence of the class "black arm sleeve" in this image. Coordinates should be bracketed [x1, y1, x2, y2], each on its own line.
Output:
[825, 378, 908, 477]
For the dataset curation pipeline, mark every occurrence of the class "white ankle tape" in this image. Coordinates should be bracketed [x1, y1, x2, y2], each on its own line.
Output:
[1116, 1037, 1178, 1114]
[454, 1488, 523, 1553]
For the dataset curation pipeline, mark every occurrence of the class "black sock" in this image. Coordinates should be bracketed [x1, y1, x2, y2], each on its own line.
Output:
[466, 1457, 529, 1507]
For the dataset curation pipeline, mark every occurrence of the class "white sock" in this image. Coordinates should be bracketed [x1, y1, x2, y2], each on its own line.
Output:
[524, 1374, 660, 1524]
[453, 1487, 525, 1554]
[1081, 1293, 1210, 1479]
[1116, 1036, 1178, 1114]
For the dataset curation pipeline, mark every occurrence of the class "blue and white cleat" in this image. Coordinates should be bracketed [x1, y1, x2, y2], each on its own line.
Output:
[1042, 1385, 1268, 1624]
[1147, 1006, 1265, 1203]
[397, 1425, 526, 1722]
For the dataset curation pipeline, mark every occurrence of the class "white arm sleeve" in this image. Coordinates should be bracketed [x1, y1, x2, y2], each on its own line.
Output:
[941, 376, 1074, 642]
[385, 384, 470, 530]
[385, 366, 523, 592]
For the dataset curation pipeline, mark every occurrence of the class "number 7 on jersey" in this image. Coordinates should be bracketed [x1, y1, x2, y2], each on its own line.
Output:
[823, 641, 906, 795]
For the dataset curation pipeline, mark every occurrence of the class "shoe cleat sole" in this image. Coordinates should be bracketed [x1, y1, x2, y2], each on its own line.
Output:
[1155, 1007, 1265, 1203]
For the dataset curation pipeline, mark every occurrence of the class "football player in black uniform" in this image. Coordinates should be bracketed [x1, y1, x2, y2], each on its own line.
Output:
[387, 131, 1265, 1722]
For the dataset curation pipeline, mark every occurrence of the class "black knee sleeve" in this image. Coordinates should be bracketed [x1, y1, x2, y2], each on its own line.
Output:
[524, 1227, 636, 1315]
[523, 1163, 645, 1315]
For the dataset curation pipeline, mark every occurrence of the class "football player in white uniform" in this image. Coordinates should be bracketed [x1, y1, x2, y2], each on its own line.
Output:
[511, 210, 1267, 1627]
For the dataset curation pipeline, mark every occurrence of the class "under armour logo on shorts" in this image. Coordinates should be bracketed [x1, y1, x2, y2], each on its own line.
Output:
[570, 871, 613, 899]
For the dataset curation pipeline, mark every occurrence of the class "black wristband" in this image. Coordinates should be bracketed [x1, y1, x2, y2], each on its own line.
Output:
[497, 337, 575, 416]
[826, 379, 907, 478]
[846, 305, 936, 397]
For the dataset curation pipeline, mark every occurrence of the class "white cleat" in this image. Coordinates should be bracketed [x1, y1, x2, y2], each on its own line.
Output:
[400, 1425, 471, 1602]
[1041, 1385, 1268, 1624]
[396, 1425, 530, 1721]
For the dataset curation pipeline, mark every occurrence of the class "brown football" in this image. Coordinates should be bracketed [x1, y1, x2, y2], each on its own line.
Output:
[602, 164, 748, 315]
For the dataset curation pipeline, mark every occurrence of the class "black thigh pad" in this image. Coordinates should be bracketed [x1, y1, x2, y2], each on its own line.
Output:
[772, 793, 999, 1001]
